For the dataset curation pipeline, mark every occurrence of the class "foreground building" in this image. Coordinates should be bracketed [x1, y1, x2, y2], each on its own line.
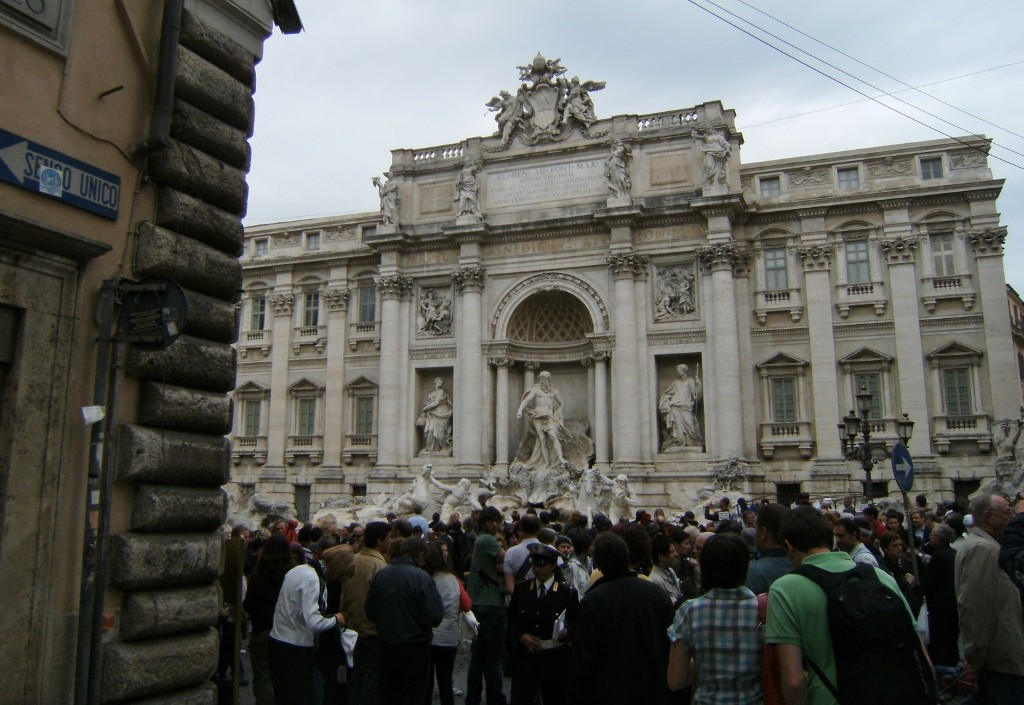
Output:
[231, 56, 1020, 520]
[1, 2, 296, 702]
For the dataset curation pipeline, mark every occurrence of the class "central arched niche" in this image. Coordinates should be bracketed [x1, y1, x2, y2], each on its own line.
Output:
[504, 290, 596, 454]
[507, 290, 594, 343]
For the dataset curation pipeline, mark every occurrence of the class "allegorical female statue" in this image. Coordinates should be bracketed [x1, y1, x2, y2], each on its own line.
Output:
[659, 364, 703, 450]
[417, 378, 453, 454]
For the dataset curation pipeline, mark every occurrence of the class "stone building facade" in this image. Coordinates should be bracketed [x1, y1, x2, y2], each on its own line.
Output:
[231, 58, 1020, 520]
[0, 2, 294, 702]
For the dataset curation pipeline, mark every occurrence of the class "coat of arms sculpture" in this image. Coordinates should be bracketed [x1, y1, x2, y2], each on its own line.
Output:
[485, 53, 607, 151]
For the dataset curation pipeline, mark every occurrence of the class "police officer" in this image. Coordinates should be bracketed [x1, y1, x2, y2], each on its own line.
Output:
[507, 542, 579, 705]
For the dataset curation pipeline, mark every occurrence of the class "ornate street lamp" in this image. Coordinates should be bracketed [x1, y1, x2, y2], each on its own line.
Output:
[838, 386, 913, 506]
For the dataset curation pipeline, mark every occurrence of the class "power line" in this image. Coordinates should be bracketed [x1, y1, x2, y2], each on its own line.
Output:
[685, 0, 1024, 171]
[740, 62, 1024, 130]
[734, 0, 1024, 142]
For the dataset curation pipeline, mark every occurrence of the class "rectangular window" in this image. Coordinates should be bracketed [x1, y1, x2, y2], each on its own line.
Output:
[845, 240, 870, 284]
[760, 176, 781, 197]
[242, 400, 261, 437]
[358, 284, 377, 323]
[837, 167, 860, 189]
[303, 292, 319, 327]
[254, 238, 268, 256]
[305, 232, 321, 250]
[921, 157, 943, 180]
[764, 247, 788, 291]
[943, 368, 972, 416]
[853, 373, 882, 419]
[771, 377, 798, 423]
[297, 397, 317, 436]
[250, 296, 266, 330]
[355, 396, 375, 435]
[931, 233, 955, 276]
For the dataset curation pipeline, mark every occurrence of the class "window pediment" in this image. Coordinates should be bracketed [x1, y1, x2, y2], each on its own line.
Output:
[289, 377, 325, 393]
[345, 376, 379, 392]
[236, 381, 269, 394]
[839, 348, 893, 366]
[927, 341, 983, 363]
[756, 353, 807, 370]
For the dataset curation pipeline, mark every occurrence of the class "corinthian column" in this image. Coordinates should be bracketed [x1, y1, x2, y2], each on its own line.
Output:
[452, 266, 485, 468]
[970, 227, 1018, 419]
[322, 286, 350, 466]
[797, 245, 841, 458]
[607, 253, 647, 465]
[698, 244, 747, 458]
[375, 274, 411, 467]
[492, 358, 514, 465]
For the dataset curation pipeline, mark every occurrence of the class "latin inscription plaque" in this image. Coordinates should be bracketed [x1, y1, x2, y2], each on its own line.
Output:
[486, 159, 606, 210]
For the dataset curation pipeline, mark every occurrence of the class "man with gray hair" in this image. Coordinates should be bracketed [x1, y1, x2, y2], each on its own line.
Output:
[956, 493, 1024, 703]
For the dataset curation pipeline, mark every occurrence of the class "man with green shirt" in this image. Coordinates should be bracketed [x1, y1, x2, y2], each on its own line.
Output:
[766, 506, 911, 705]
[466, 506, 508, 705]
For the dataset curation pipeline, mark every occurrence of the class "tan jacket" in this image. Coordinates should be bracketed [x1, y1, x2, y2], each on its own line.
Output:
[342, 548, 388, 637]
[955, 526, 1024, 676]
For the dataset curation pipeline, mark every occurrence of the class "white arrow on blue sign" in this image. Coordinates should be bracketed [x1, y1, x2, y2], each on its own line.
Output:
[891, 442, 914, 493]
[0, 128, 120, 220]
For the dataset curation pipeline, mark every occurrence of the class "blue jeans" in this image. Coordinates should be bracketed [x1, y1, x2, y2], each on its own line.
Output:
[466, 604, 507, 705]
[967, 669, 1024, 705]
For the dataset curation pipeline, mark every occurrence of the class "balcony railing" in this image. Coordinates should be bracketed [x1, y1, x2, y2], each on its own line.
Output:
[759, 420, 814, 459]
[754, 287, 804, 324]
[835, 279, 887, 318]
[343, 434, 378, 465]
[920, 274, 975, 313]
[285, 435, 324, 465]
[231, 435, 267, 465]
[932, 413, 992, 454]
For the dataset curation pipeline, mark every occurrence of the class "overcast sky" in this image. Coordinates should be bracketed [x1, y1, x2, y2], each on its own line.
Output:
[246, 0, 1024, 293]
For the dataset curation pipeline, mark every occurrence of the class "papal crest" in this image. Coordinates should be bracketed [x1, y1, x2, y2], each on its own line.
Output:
[484, 53, 607, 151]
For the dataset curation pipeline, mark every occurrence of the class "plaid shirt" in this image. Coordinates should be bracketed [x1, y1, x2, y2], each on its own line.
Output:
[667, 586, 763, 705]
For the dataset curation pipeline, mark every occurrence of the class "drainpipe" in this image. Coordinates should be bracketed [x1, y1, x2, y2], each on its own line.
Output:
[74, 279, 118, 705]
[136, 0, 183, 157]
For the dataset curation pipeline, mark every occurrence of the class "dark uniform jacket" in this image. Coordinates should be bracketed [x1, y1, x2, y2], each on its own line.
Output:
[507, 577, 579, 648]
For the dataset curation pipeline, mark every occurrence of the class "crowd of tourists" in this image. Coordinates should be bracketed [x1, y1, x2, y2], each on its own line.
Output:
[220, 489, 1024, 705]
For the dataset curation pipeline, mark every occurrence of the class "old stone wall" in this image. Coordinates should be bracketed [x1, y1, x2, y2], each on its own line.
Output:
[101, 9, 260, 703]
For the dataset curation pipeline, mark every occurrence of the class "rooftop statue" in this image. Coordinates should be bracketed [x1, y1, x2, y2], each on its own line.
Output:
[371, 174, 399, 225]
[485, 53, 607, 150]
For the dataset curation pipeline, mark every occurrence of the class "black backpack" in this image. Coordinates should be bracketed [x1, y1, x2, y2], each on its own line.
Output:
[794, 563, 937, 705]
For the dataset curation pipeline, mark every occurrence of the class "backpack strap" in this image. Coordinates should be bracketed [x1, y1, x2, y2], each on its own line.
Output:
[514, 552, 534, 583]
[790, 561, 880, 702]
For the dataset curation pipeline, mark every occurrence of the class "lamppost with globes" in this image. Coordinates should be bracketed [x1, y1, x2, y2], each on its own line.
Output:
[838, 386, 915, 506]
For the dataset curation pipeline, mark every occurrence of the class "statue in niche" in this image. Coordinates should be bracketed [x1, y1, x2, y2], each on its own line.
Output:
[654, 266, 696, 319]
[455, 160, 482, 217]
[429, 469, 477, 520]
[692, 125, 731, 186]
[604, 138, 631, 198]
[659, 363, 704, 450]
[515, 371, 568, 470]
[371, 174, 400, 225]
[418, 289, 452, 336]
[416, 378, 453, 455]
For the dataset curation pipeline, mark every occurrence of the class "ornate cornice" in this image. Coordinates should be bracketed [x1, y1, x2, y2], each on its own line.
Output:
[269, 293, 294, 316]
[698, 243, 748, 273]
[969, 227, 1007, 257]
[879, 236, 918, 265]
[324, 287, 351, 311]
[375, 274, 413, 299]
[606, 252, 649, 279]
[646, 330, 707, 346]
[796, 245, 832, 272]
[451, 265, 486, 293]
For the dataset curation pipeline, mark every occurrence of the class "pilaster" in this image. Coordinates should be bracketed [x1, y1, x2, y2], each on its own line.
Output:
[608, 252, 647, 465]
[453, 265, 486, 468]
[970, 227, 1019, 420]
